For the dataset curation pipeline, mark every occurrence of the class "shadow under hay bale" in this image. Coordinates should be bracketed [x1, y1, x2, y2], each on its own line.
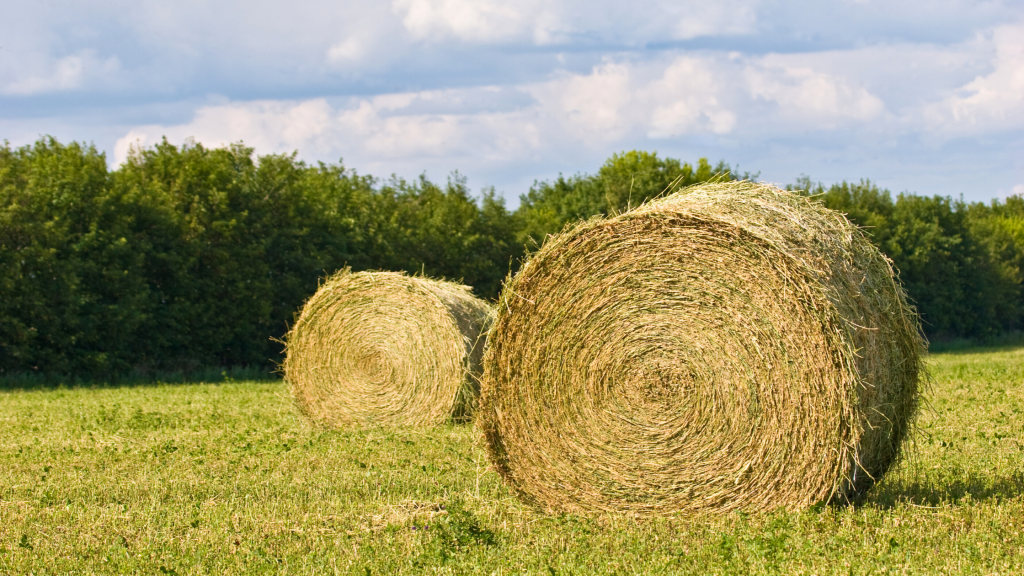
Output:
[286, 269, 491, 427]
[478, 181, 926, 516]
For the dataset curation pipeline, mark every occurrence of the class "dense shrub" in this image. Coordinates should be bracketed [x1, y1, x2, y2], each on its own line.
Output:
[515, 151, 742, 246]
[794, 178, 1024, 339]
[0, 138, 516, 377]
[3, 136, 1023, 378]
[1, 138, 149, 376]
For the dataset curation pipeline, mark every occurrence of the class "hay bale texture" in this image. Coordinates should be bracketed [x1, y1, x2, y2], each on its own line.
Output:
[478, 181, 925, 515]
[286, 270, 491, 427]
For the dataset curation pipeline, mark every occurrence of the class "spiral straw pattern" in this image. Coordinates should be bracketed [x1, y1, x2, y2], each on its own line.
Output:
[286, 270, 491, 427]
[478, 181, 925, 515]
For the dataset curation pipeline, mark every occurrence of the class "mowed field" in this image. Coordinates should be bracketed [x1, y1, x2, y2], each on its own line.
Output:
[2, 348, 1023, 575]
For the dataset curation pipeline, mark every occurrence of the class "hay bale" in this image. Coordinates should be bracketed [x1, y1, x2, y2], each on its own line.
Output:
[285, 269, 491, 427]
[478, 181, 925, 515]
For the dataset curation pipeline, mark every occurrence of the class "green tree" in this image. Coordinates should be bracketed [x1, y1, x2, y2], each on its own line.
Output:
[369, 173, 517, 299]
[0, 138, 157, 375]
[114, 139, 380, 369]
[795, 177, 1023, 339]
[790, 178, 895, 247]
[12, 135, 1024, 378]
[964, 196, 1024, 333]
[515, 151, 741, 246]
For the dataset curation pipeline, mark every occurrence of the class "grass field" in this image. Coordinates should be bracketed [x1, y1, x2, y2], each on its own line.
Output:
[2, 347, 1023, 575]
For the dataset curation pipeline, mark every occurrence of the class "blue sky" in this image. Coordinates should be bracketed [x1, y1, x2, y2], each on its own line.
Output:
[2, 0, 1022, 205]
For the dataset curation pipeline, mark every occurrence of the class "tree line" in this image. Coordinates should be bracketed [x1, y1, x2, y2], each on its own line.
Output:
[2, 137, 1021, 378]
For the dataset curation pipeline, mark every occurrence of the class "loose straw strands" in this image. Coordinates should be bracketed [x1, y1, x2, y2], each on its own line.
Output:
[286, 269, 492, 427]
[478, 181, 925, 516]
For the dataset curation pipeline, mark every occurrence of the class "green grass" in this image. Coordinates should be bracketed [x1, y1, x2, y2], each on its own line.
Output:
[2, 348, 1023, 575]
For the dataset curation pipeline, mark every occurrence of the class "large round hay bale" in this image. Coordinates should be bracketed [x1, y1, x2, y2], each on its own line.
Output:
[478, 181, 925, 515]
[286, 270, 491, 427]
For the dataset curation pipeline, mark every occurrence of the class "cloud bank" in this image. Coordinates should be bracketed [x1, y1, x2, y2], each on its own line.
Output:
[3, 0, 1022, 202]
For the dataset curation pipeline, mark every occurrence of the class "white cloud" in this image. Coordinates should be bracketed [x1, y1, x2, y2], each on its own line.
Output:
[15, 1, 1006, 203]
[112, 27, 1024, 179]
[924, 22, 1024, 134]
[672, 1, 758, 40]
[389, 0, 762, 46]
[525, 56, 744, 143]
[1, 51, 121, 96]
[645, 57, 737, 137]
[327, 38, 368, 63]
[116, 56, 741, 168]
[746, 57, 886, 126]
[527, 62, 636, 143]
[392, 0, 557, 43]
[113, 92, 547, 169]
[115, 99, 337, 163]
[112, 32, 1024, 203]
[113, 131, 149, 167]
[5, 55, 85, 95]
[121, 51, 900, 169]
[106, 49, 936, 170]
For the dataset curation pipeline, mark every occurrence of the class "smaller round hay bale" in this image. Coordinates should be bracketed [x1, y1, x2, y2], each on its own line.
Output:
[478, 181, 925, 516]
[285, 269, 491, 427]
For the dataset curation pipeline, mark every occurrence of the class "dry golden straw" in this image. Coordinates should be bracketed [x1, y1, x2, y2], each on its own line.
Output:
[286, 269, 491, 427]
[478, 181, 925, 515]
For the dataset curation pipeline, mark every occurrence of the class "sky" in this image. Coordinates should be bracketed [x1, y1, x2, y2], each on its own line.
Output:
[2, 0, 1023, 206]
